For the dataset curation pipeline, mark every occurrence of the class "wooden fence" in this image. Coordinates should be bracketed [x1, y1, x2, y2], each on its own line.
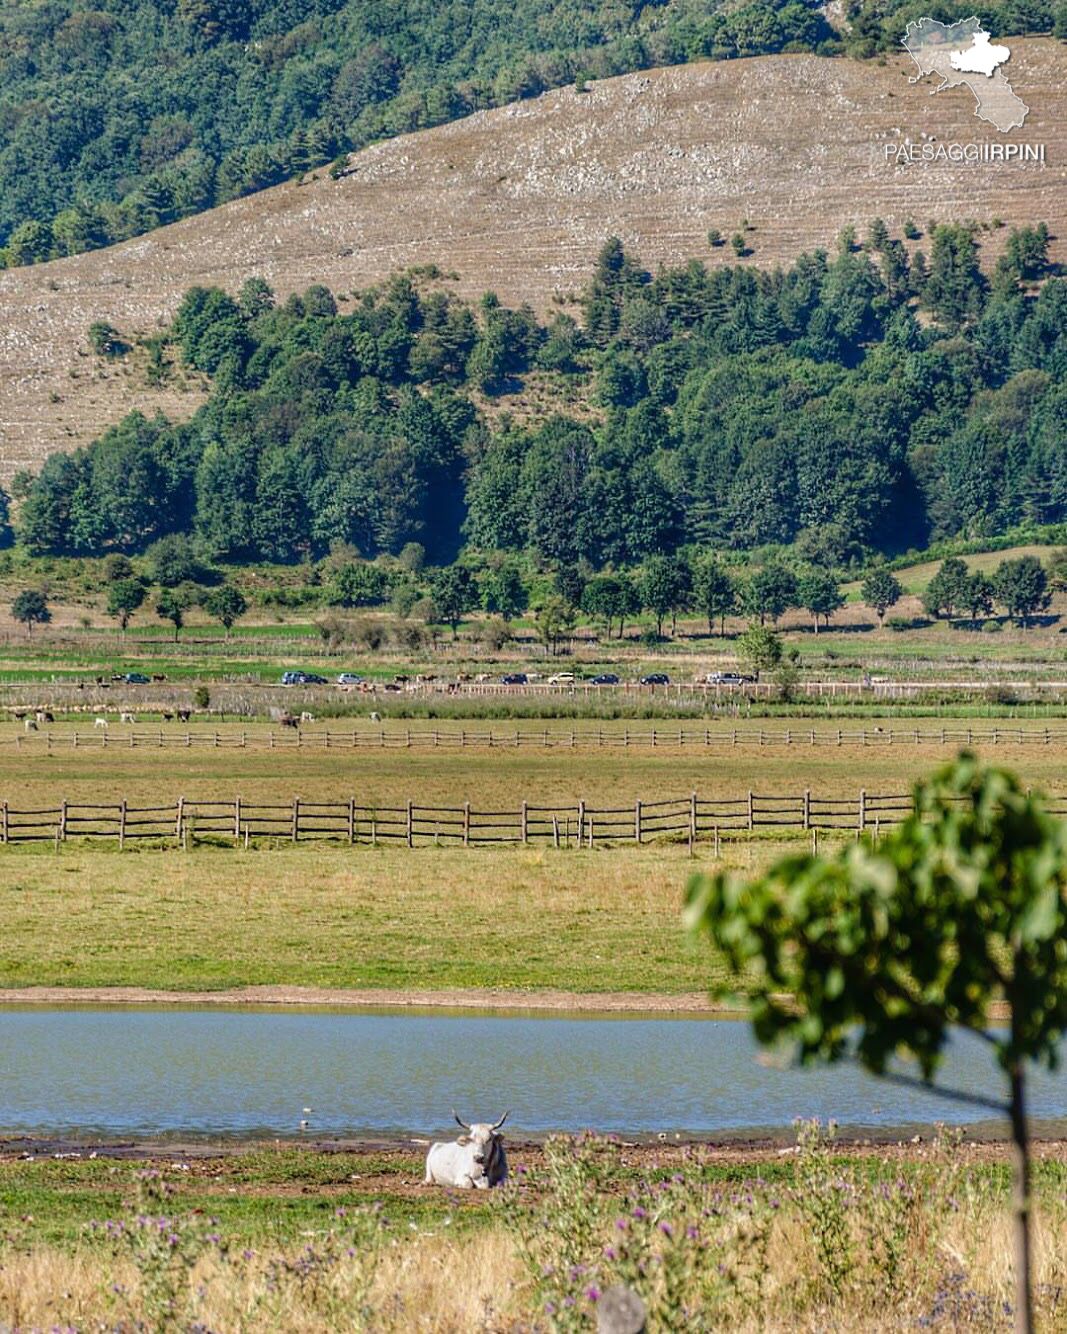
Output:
[4, 724, 1067, 752]
[5, 788, 1067, 848]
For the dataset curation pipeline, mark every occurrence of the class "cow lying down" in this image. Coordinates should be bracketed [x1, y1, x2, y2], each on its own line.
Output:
[425, 1111, 509, 1189]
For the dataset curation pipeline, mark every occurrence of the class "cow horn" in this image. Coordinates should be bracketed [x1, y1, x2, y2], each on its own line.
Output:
[452, 1109, 470, 1131]
[491, 1111, 510, 1131]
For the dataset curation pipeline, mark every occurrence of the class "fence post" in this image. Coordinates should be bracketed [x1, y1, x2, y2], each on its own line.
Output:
[348, 797, 356, 845]
[859, 788, 867, 833]
[118, 799, 126, 850]
[803, 789, 810, 830]
[689, 792, 697, 856]
[747, 791, 754, 831]
[553, 815, 560, 848]
[714, 824, 720, 858]
[175, 796, 184, 842]
[234, 795, 241, 840]
[407, 800, 414, 848]
[635, 799, 642, 845]
[463, 802, 470, 848]
[292, 796, 299, 843]
[1, 799, 7, 843]
[59, 799, 67, 842]
[521, 800, 528, 845]
[578, 800, 585, 848]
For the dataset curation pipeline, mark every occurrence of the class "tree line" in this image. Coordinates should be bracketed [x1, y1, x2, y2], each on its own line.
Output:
[13, 220, 1067, 584]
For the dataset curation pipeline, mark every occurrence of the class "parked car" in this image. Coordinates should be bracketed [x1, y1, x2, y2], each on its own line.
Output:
[591, 673, 619, 685]
[123, 672, 150, 684]
[337, 673, 364, 685]
[500, 672, 528, 685]
[547, 672, 576, 685]
[639, 672, 670, 686]
[280, 670, 328, 685]
[703, 671, 755, 686]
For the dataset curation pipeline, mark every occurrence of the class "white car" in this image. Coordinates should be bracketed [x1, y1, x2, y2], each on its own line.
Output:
[547, 672, 576, 685]
[337, 672, 363, 685]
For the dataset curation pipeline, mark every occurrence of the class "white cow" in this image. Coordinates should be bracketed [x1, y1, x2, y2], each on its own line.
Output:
[424, 1111, 509, 1189]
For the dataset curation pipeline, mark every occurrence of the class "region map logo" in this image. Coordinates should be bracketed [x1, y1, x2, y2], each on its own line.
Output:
[902, 16, 1028, 132]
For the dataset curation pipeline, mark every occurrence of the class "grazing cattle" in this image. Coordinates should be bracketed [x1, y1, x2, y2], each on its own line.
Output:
[161, 711, 174, 722]
[120, 711, 136, 724]
[35, 710, 53, 723]
[369, 711, 381, 723]
[94, 717, 108, 729]
[424, 1111, 509, 1190]
[279, 713, 299, 729]
[23, 718, 37, 731]
[300, 711, 315, 723]
[175, 708, 191, 723]
[151, 673, 167, 682]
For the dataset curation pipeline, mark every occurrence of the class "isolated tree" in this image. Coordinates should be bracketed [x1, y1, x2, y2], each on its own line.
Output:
[796, 568, 844, 634]
[481, 562, 528, 620]
[333, 563, 388, 608]
[107, 578, 145, 637]
[922, 557, 970, 620]
[962, 571, 995, 622]
[993, 556, 1051, 628]
[743, 564, 798, 627]
[693, 557, 737, 636]
[736, 622, 782, 678]
[155, 587, 189, 641]
[147, 533, 202, 587]
[11, 589, 50, 635]
[640, 555, 688, 638]
[686, 754, 1067, 1334]
[581, 574, 639, 640]
[429, 565, 477, 637]
[861, 568, 903, 626]
[534, 595, 577, 656]
[102, 553, 134, 583]
[202, 584, 247, 637]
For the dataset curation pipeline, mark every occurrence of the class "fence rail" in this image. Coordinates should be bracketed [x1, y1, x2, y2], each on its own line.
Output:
[5, 788, 1067, 848]
[3, 724, 1067, 752]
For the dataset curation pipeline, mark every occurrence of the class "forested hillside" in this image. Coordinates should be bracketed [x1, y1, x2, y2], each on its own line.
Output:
[1, 0, 1061, 266]
[0, 0, 835, 263]
[13, 222, 1067, 571]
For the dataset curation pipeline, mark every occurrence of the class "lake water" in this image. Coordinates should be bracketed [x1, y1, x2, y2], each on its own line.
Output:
[2, 1008, 1065, 1141]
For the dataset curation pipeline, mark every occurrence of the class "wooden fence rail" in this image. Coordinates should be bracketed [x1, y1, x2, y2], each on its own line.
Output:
[4, 724, 1067, 752]
[3, 789, 1066, 848]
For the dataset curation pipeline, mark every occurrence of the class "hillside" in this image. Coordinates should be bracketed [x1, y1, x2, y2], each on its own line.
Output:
[1, 42, 1066, 479]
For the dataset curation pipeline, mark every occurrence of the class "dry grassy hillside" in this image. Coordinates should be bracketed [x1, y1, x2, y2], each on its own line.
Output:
[1, 41, 1066, 478]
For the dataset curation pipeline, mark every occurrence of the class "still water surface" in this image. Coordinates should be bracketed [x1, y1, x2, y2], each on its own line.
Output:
[2, 1008, 1066, 1140]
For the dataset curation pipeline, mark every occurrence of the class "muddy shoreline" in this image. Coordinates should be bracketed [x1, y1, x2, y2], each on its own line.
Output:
[0, 985, 1016, 1020]
[0, 985, 743, 1014]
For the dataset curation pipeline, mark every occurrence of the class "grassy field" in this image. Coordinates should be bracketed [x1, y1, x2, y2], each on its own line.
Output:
[0, 841, 737, 993]
[1, 731, 1064, 994]
[1, 722, 1065, 808]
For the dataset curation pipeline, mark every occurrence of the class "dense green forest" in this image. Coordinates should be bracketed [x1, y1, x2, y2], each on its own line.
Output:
[1, 0, 1062, 265]
[12, 220, 1067, 584]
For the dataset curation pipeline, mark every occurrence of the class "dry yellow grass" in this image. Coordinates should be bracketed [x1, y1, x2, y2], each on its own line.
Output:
[4, 1195, 1067, 1331]
[2, 40, 1066, 473]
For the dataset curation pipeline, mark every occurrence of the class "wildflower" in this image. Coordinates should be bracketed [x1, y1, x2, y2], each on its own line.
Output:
[586, 1286, 601, 1302]
[659, 1222, 673, 1237]
[632, 1206, 646, 1219]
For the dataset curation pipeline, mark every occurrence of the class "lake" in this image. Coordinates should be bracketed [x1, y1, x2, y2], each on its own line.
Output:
[2, 1007, 1064, 1141]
